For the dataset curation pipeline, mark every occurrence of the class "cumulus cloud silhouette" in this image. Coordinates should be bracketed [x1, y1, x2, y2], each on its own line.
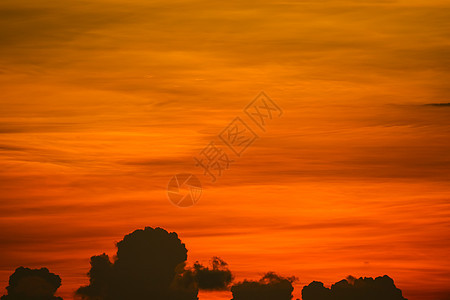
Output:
[76, 254, 112, 300]
[1, 267, 63, 300]
[302, 275, 407, 300]
[302, 281, 331, 300]
[76, 227, 198, 300]
[230, 272, 295, 300]
[189, 257, 233, 291]
[1, 227, 411, 300]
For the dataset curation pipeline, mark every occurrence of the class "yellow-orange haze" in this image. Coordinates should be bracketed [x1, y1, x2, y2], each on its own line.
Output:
[0, 0, 449, 299]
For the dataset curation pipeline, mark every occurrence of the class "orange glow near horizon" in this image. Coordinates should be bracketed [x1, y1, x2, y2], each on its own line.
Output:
[1, 0, 450, 299]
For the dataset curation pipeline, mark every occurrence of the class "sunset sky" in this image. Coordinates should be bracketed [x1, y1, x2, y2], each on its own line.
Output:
[1, 0, 450, 299]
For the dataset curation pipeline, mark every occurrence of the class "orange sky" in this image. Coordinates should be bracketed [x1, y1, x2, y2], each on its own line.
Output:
[1, 0, 450, 299]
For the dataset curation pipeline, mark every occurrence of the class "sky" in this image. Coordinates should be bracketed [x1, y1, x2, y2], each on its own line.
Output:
[0, 0, 450, 299]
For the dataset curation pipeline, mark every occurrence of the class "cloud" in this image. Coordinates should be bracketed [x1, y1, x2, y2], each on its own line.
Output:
[302, 275, 407, 300]
[0, 228, 411, 300]
[302, 281, 331, 300]
[75, 254, 112, 300]
[230, 272, 295, 300]
[76, 227, 198, 300]
[189, 257, 233, 291]
[425, 103, 450, 107]
[1, 267, 63, 300]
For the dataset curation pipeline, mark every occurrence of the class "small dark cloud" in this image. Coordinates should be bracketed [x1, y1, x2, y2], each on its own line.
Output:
[1, 267, 63, 300]
[424, 103, 450, 107]
[302, 275, 407, 300]
[76, 227, 198, 300]
[189, 257, 233, 291]
[231, 272, 295, 300]
[0, 144, 29, 151]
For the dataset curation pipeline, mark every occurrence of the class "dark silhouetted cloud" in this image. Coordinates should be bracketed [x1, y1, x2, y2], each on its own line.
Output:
[1, 267, 63, 300]
[76, 226, 198, 300]
[189, 257, 233, 291]
[302, 275, 407, 300]
[75, 254, 112, 300]
[231, 272, 295, 300]
[425, 103, 450, 107]
[302, 281, 331, 300]
[1, 227, 411, 300]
